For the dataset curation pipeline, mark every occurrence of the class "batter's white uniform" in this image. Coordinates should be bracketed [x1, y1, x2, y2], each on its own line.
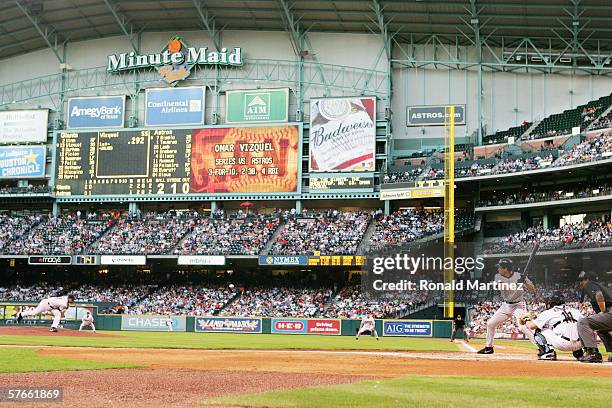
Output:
[485, 272, 535, 347]
[79, 312, 96, 332]
[19, 296, 70, 329]
[356, 316, 378, 338]
[532, 306, 583, 352]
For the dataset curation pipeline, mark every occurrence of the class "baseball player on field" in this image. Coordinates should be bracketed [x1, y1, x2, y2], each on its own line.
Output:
[477, 258, 536, 354]
[16, 294, 75, 332]
[521, 293, 588, 360]
[356, 313, 379, 340]
[79, 310, 96, 333]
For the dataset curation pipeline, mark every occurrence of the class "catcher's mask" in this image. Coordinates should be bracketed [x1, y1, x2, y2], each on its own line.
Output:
[546, 292, 565, 309]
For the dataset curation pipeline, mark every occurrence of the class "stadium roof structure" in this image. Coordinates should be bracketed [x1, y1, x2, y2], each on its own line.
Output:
[3, 0, 612, 72]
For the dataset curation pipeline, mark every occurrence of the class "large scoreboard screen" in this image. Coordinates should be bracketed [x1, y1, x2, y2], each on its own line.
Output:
[55, 125, 300, 196]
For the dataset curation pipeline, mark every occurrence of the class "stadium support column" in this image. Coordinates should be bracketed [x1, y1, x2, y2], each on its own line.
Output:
[210, 201, 218, 217]
[52, 202, 59, 217]
[384, 199, 390, 215]
[295, 200, 302, 214]
[128, 203, 140, 218]
[468, 0, 484, 146]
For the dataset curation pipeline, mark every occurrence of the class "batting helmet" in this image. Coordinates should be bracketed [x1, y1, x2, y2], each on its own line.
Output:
[496, 258, 513, 271]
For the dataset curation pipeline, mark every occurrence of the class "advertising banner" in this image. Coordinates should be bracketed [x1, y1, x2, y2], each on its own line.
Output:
[258, 255, 309, 266]
[380, 180, 445, 200]
[28, 256, 71, 265]
[190, 125, 300, 193]
[2, 304, 80, 321]
[0, 110, 48, 144]
[309, 96, 376, 172]
[120, 315, 186, 331]
[177, 255, 225, 266]
[195, 317, 262, 333]
[307, 255, 365, 267]
[271, 318, 341, 335]
[100, 255, 146, 265]
[145, 86, 205, 126]
[383, 320, 433, 337]
[72, 255, 99, 265]
[406, 105, 466, 127]
[226, 88, 289, 124]
[67, 96, 125, 128]
[0, 145, 46, 179]
[309, 174, 374, 193]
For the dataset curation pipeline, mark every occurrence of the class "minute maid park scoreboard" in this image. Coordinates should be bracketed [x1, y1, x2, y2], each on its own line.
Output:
[55, 125, 300, 197]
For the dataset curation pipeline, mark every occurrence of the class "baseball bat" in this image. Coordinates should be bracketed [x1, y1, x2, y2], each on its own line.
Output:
[521, 241, 540, 280]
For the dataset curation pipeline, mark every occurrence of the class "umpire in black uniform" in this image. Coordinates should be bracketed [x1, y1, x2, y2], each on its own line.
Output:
[577, 271, 612, 363]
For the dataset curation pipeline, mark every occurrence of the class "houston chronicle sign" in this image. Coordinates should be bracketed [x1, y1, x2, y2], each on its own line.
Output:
[107, 47, 243, 72]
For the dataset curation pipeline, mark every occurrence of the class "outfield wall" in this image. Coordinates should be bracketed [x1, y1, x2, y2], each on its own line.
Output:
[0, 304, 452, 337]
[88, 314, 452, 338]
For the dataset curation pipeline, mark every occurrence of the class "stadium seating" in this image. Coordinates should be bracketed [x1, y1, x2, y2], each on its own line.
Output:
[269, 211, 374, 256]
[175, 215, 279, 255]
[528, 94, 612, 139]
[90, 214, 192, 255]
[367, 209, 444, 252]
[484, 217, 612, 254]
[4, 217, 114, 255]
[483, 122, 531, 145]
[0, 214, 43, 252]
[219, 287, 332, 318]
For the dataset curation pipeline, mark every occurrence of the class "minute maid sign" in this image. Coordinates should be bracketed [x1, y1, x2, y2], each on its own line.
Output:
[107, 36, 243, 85]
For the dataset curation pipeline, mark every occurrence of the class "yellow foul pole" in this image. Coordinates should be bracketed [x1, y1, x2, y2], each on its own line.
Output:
[444, 105, 455, 318]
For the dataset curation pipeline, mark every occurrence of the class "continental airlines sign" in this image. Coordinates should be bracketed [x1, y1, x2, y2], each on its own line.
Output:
[107, 36, 243, 85]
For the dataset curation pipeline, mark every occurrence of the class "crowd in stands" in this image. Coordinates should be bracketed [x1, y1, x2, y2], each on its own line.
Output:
[382, 168, 423, 183]
[478, 183, 612, 207]
[0, 284, 150, 311]
[91, 213, 192, 255]
[321, 286, 428, 319]
[455, 162, 496, 178]
[0, 185, 50, 195]
[589, 112, 612, 131]
[485, 217, 612, 253]
[554, 134, 612, 166]
[219, 287, 332, 318]
[368, 209, 444, 252]
[270, 210, 374, 255]
[491, 154, 555, 174]
[0, 214, 42, 251]
[128, 285, 236, 316]
[175, 215, 278, 255]
[5, 216, 113, 255]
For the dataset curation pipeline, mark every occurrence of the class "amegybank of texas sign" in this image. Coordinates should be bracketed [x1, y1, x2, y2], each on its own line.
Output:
[107, 36, 243, 85]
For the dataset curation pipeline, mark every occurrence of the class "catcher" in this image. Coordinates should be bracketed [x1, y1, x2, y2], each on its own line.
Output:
[520, 293, 590, 361]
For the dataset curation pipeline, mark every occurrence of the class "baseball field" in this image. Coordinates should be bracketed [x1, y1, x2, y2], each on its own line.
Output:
[0, 327, 611, 408]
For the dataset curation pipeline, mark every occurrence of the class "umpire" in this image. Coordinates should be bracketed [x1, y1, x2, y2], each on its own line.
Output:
[577, 271, 612, 363]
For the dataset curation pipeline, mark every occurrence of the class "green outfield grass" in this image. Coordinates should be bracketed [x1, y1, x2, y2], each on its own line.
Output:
[0, 331, 461, 352]
[0, 348, 141, 373]
[205, 375, 612, 408]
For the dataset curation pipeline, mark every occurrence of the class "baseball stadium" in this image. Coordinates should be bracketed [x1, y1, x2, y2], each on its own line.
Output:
[0, 0, 611, 407]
